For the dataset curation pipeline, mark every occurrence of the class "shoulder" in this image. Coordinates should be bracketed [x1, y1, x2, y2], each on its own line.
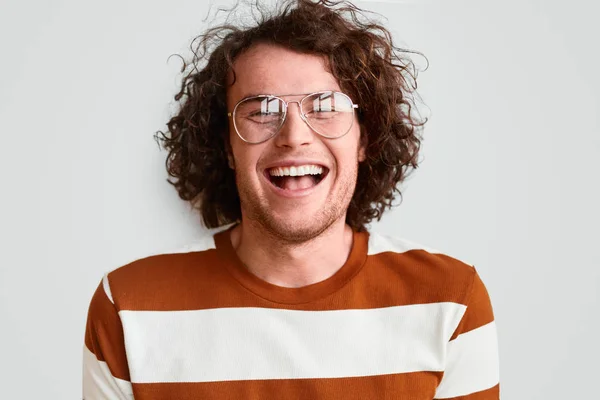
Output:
[366, 231, 478, 304]
[367, 230, 474, 269]
[101, 224, 234, 309]
[367, 231, 449, 257]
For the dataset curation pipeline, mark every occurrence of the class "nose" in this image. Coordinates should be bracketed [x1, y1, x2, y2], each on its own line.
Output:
[273, 101, 315, 149]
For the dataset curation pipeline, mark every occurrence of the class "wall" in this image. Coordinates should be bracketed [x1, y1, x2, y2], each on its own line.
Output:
[1, 0, 598, 398]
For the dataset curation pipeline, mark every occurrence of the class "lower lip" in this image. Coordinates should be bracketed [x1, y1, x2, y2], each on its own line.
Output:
[263, 170, 329, 198]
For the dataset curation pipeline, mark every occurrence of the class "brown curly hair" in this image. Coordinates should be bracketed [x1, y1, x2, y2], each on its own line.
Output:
[155, 0, 426, 232]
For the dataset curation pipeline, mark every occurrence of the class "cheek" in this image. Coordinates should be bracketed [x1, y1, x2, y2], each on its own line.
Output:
[230, 140, 265, 176]
[333, 137, 363, 166]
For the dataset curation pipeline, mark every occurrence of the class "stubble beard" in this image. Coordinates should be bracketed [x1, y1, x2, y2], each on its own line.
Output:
[235, 163, 359, 244]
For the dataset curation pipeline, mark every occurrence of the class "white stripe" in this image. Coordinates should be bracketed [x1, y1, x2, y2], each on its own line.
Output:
[434, 321, 500, 399]
[368, 231, 442, 255]
[83, 346, 133, 400]
[102, 274, 114, 304]
[171, 235, 216, 253]
[154, 223, 235, 254]
[119, 303, 466, 383]
[367, 231, 473, 266]
[170, 222, 235, 253]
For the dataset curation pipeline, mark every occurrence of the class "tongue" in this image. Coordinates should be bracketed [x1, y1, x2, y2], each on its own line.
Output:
[280, 175, 315, 190]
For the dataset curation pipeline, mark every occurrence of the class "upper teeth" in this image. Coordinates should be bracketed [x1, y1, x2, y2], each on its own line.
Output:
[269, 165, 324, 177]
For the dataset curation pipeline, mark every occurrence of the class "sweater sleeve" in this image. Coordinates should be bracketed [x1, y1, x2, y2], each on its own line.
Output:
[434, 268, 500, 399]
[83, 275, 134, 399]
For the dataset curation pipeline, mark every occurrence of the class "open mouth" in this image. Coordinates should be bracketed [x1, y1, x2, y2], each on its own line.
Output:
[266, 164, 329, 191]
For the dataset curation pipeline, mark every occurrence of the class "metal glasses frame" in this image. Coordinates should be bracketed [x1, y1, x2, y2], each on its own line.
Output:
[227, 90, 359, 144]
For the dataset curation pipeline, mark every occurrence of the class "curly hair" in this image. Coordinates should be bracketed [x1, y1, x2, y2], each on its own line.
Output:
[155, 0, 426, 232]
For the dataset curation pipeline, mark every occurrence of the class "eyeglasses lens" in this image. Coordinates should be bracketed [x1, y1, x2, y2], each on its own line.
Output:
[233, 91, 355, 143]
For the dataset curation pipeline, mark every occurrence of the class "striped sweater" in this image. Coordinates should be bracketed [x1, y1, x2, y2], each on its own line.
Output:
[83, 225, 500, 399]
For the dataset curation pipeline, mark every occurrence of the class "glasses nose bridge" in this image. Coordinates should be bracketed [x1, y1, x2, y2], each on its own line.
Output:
[282, 99, 306, 121]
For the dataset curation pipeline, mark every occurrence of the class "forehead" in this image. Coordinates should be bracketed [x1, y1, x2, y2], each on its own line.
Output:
[227, 43, 341, 104]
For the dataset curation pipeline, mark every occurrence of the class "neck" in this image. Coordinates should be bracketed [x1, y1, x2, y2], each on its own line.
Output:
[229, 217, 354, 288]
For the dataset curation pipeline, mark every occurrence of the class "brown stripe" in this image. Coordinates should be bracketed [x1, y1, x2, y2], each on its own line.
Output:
[449, 269, 496, 340]
[359, 250, 475, 307]
[435, 383, 500, 399]
[84, 281, 130, 381]
[132, 371, 443, 400]
[107, 242, 479, 312]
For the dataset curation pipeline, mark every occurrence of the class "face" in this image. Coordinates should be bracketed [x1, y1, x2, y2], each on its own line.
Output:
[227, 43, 365, 243]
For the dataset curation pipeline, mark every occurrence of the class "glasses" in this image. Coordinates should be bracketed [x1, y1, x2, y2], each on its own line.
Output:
[227, 90, 359, 144]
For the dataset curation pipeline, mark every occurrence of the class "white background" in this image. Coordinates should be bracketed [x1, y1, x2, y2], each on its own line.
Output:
[1, 0, 599, 398]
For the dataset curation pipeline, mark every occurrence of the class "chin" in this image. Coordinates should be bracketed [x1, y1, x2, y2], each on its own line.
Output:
[259, 210, 338, 243]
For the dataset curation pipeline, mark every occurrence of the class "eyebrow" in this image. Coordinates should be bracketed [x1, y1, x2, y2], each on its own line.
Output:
[240, 92, 306, 98]
[238, 90, 340, 100]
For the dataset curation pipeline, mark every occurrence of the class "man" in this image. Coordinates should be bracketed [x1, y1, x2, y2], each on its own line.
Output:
[83, 1, 500, 399]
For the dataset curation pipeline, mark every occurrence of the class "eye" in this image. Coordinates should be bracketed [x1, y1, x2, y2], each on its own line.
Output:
[248, 111, 279, 117]
[245, 111, 282, 124]
[306, 108, 338, 119]
[304, 92, 354, 117]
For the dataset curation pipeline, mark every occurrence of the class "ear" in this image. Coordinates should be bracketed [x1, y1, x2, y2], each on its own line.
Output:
[225, 137, 236, 169]
[358, 129, 367, 162]
[358, 144, 366, 162]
